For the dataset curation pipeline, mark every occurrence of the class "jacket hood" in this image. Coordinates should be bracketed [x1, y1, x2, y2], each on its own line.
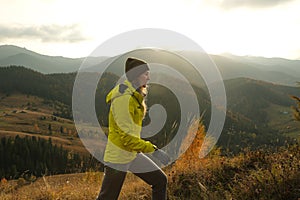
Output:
[106, 80, 136, 104]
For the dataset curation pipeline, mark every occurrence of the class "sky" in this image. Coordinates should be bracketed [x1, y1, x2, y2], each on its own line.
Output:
[0, 0, 300, 59]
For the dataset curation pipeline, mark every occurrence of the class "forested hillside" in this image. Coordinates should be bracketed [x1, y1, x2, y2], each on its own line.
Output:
[0, 66, 299, 154]
[0, 135, 83, 179]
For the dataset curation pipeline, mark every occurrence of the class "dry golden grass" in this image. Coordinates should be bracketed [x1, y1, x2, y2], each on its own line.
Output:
[0, 172, 103, 200]
[0, 118, 212, 200]
[119, 174, 151, 200]
[1, 139, 299, 200]
[0, 171, 153, 200]
[0, 143, 300, 200]
[1, 99, 299, 200]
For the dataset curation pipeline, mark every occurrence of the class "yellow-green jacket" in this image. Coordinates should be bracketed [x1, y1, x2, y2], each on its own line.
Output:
[103, 80, 156, 164]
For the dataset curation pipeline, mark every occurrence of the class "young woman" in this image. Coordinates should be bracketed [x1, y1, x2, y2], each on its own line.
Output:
[97, 57, 170, 200]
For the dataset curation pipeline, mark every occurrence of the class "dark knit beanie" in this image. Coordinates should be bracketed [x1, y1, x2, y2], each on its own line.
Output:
[125, 57, 149, 81]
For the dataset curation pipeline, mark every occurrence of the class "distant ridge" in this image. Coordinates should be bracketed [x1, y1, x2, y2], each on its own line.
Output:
[0, 45, 42, 60]
[0, 45, 107, 74]
[221, 53, 300, 78]
[0, 45, 299, 86]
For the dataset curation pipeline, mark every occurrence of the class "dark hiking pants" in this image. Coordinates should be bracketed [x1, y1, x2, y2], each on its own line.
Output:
[96, 153, 167, 200]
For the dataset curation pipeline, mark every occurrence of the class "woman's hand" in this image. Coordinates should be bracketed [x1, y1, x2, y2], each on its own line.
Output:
[152, 149, 170, 165]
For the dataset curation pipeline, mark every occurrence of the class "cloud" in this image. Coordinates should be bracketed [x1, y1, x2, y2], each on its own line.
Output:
[0, 24, 88, 43]
[216, 0, 295, 9]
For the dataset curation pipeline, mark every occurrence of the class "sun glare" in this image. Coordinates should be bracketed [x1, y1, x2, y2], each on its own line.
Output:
[0, 0, 299, 59]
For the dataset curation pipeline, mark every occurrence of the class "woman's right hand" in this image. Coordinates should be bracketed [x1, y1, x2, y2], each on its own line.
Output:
[152, 149, 170, 165]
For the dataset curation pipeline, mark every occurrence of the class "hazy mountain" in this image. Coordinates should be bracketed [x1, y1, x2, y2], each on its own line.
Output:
[0, 45, 299, 85]
[220, 53, 300, 85]
[0, 45, 107, 74]
[178, 51, 299, 86]
[0, 45, 39, 59]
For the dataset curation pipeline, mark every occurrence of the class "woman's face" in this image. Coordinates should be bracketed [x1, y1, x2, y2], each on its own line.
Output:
[137, 70, 150, 87]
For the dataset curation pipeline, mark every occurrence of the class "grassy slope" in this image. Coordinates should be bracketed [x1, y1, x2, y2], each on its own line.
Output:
[0, 93, 88, 155]
[0, 111, 299, 200]
[264, 103, 300, 140]
[0, 171, 154, 200]
[0, 144, 299, 200]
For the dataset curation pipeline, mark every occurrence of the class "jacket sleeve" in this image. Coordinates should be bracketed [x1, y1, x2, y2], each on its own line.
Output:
[111, 95, 155, 153]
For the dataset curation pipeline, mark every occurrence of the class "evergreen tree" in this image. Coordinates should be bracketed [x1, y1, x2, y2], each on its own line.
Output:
[48, 124, 52, 135]
[60, 126, 64, 134]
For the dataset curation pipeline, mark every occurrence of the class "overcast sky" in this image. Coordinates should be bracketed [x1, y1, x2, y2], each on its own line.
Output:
[0, 0, 299, 59]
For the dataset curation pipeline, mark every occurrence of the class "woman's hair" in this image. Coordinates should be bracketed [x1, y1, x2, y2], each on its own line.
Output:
[139, 85, 148, 97]
[137, 85, 148, 118]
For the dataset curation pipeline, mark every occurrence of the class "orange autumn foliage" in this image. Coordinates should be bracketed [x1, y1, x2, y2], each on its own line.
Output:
[172, 119, 207, 172]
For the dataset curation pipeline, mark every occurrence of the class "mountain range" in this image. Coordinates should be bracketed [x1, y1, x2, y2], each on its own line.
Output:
[0, 44, 299, 153]
[0, 45, 299, 86]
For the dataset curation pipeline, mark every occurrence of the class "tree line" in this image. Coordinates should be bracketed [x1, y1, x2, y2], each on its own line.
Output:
[0, 135, 101, 180]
